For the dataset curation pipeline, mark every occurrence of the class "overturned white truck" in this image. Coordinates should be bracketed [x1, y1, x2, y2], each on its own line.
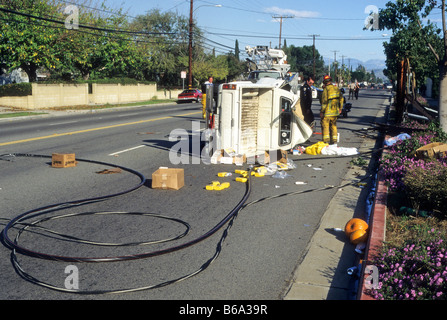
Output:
[205, 46, 313, 164]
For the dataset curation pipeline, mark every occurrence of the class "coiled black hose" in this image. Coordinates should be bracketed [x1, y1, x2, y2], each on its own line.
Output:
[0, 153, 252, 294]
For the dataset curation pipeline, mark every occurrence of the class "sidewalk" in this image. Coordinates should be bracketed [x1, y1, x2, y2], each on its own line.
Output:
[284, 100, 387, 300]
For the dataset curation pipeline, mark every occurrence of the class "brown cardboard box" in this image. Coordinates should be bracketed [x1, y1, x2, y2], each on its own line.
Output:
[210, 149, 247, 165]
[264, 150, 288, 164]
[152, 167, 184, 190]
[52, 153, 76, 168]
[415, 142, 447, 159]
[434, 144, 447, 159]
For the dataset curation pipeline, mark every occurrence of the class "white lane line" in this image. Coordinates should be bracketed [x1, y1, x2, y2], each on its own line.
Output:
[49, 121, 79, 126]
[109, 145, 145, 156]
[118, 113, 141, 117]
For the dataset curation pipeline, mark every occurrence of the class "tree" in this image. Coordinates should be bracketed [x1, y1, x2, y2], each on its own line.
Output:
[226, 52, 246, 81]
[377, 0, 447, 129]
[234, 39, 240, 61]
[0, 0, 65, 81]
[129, 9, 193, 85]
[284, 45, 325, 80]
[53, 1, 134, 80]
[0, 0, 141, 82]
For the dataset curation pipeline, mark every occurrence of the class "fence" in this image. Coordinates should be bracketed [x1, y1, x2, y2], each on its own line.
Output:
[0, 83, 183, 109]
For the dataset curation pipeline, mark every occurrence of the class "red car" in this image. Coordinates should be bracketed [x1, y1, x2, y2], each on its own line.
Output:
[177, 89, 202, 103]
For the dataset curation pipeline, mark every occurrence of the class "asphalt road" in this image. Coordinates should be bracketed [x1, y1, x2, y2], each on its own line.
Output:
[0, 89, 390, 302]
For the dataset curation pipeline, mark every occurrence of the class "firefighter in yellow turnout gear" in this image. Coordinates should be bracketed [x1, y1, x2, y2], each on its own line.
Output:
[320, 75, 344, 145]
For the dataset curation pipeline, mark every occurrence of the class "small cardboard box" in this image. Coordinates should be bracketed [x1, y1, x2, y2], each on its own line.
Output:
[52, 153, 76, 168]
[210, 149, 246, 165]
[415, 142, 446, 159]
[263, 150, 288, 164]
[152, 167, 184, 190]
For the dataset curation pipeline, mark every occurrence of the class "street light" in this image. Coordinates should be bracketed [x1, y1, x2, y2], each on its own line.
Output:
[188, 2, 222, 89]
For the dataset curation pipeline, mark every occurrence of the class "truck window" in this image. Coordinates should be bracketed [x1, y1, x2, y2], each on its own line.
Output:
[279, 97, 292, 146]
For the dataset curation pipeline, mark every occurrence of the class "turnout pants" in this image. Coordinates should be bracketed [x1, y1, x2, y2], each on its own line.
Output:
[321, 116, 338, 144]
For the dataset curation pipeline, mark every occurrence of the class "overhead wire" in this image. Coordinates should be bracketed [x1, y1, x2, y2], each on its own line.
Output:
[0, 7, 174, 36]
[0, 16, 180, 46]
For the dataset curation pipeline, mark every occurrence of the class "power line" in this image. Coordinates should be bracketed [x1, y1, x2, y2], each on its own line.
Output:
[206, 30, 389, 41]
[0, 15, 184, 46]
[0, 7, 174, 36]
[272, 15, 293, 49]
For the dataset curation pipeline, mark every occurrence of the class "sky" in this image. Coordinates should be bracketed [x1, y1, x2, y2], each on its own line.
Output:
[101, 0, 394, 67]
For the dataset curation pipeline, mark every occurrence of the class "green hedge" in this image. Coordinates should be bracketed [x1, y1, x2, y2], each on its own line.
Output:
[0, 83, 32, 97]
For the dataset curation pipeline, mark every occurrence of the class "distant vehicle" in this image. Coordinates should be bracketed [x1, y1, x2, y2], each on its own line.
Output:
[385, 83, 393, 89]
[177, 89, 202, 103]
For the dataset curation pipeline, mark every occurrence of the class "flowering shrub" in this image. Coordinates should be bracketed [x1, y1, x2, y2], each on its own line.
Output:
[415, 95, 429, 107]
[368, 228, 447, 300]
[380, 121, 447, 196]
[370, 120, 447, 300]
[404, 162, 447, 214]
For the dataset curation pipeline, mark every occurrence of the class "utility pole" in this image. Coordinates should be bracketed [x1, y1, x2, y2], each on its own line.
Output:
[188, 0, 193, 89]
[331, 50, 339, 85]
[309, 34, 320, 79]
[341, 55, 346, 86]
[273, 15, 293, 48]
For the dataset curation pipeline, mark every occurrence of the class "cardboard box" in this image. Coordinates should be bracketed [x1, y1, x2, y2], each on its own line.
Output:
[210, 149, 246, 165]
[262, 150, 288, 164]
[52, 153, 76, 168]
[152, 167, 184, 190]
[415, 142, 447, 159]
[435, 144, 447, 159]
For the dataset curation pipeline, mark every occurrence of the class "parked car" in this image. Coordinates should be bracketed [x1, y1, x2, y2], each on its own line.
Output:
[177, 89, 202, 103]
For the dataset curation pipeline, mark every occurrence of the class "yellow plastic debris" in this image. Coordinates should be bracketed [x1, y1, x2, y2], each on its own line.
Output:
[206, 181, 230, 191]
[251, 172, 265, 177]
[305, 141, 329, 155]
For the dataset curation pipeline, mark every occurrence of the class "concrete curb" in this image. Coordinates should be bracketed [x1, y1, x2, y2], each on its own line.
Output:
[357, 169, 388, 300]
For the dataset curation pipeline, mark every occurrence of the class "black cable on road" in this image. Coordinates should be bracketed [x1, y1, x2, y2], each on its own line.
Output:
[0, 153, 252, 294]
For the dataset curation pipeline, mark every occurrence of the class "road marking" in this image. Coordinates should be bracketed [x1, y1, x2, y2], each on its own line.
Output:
[49, 121, 79, 126]
[109, 145, 145, 156]
[0, 111, 201, 147]
[117, 113, 140, 117]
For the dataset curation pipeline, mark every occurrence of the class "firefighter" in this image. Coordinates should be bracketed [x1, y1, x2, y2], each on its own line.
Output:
[320, 75, 344, 145]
